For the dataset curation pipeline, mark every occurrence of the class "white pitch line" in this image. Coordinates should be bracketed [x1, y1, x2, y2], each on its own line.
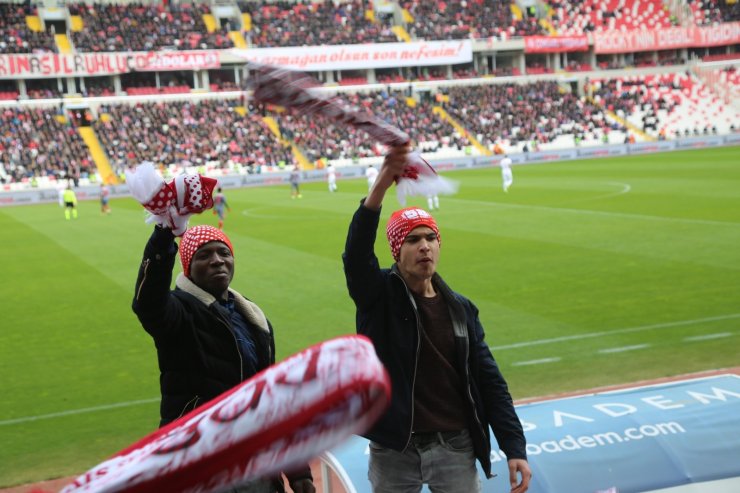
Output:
[452, 197, 740, 228]
[0, 398, 159, 427]
[491, 313, 740, 351]
[598, 344, 651, 354]
[4, 323, 736, 427]
[559, 181, 632, 205]
[512, 357, 562, 366]
[684, 332, 733, 342]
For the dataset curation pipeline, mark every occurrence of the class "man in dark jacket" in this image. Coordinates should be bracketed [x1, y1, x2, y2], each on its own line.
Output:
[342, 146, 531, 493]
[133, 224, 314, 493]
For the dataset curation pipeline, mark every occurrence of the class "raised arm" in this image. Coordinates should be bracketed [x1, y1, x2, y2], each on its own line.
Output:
[343, 146, 411, 311]
[131, 226, 181, 337]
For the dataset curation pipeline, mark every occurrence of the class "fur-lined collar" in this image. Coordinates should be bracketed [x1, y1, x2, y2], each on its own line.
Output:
[175, 273, 269, 334]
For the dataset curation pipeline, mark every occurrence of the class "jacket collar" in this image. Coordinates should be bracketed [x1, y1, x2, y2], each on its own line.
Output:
[391, 265, 466, 332]
[390, 264, 449, 297]
[175, 273, 270, 334]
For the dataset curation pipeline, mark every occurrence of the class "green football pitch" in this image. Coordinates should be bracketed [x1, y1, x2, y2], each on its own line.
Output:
[1, 147, 738, 487]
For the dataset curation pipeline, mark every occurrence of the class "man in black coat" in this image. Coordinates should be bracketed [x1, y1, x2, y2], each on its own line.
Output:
[133, 224, 314, 493]
[342, 146, 531, 493]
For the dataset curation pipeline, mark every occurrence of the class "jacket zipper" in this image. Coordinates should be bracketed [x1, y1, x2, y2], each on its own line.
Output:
[394, 271, 421, 452]
[177, 395, 200, 419]
[460, 316, 488, 450]
[216, 314, 244, 382]
[135, 258, 150, 302]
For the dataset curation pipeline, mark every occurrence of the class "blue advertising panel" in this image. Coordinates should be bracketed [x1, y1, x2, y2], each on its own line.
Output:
[326, 374, 740, 493]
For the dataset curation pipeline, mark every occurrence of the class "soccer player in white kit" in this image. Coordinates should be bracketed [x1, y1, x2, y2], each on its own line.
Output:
[327, 164, 337, 192]
[500, 155, 513, 192]
[366, 164, 379, 191]
[427, 194, 439, 210]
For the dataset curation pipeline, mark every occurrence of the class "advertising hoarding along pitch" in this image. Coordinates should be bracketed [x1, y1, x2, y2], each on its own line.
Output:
[327, 374, 740, 493]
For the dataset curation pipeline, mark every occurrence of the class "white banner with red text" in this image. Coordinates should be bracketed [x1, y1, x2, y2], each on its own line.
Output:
[593, 22, 740, 54]
[231, 40, 473, 71]
[524, 35, 589, 53]
[0, 50, 221, 79]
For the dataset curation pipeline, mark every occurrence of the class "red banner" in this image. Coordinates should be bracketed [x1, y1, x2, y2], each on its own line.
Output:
[594, 22, 740, 53]
[0, 50, 220, 79]
[524, 35, 589, 53]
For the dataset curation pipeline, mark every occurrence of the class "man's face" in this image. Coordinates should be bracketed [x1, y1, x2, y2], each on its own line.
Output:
[189, 241, 234, 299]
[397, 226, 439, 282]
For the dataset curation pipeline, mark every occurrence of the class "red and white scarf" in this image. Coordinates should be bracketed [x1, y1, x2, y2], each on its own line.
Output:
[125, 162, 218, 236]
[248, 63, 458, 205]
[59, 335, 390, 493]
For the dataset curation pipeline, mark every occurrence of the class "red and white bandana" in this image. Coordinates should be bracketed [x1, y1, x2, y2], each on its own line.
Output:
[179, 225, 234, 278]
[386, 207, 440, 261]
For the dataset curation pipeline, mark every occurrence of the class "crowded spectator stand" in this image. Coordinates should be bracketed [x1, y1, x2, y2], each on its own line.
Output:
[0, 0, 738, 193]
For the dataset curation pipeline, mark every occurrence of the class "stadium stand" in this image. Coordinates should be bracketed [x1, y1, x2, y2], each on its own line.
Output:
[688, 0, 740, 25]
[546, 0, 676, 34]
[0, 106, 93, 186]
[271, 88, 468, 166]
[0, 0, 737, 190]
[0, 2, 57, 53]
[68, 2, 234, 52]
[402, 0, 543, 40]
[589, 71, 740, 139]
[92, 99, 295, 176]
[442, 81, 629, 151]
[238, 0, 399, 47]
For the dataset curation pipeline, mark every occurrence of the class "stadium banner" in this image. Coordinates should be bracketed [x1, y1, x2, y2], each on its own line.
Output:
[524, 35, 589, 53]
[526, 149, 578, 162]
[576, 145, 628, 158]
[0, 51, 220, 79]
[231, 40, 473, 71]
[326, 374, 740, 493]
[674, 135, 725, 149]
[628, 141, 677, 154]
[594, 22, 740, 54]
[475, 155, 526, 168]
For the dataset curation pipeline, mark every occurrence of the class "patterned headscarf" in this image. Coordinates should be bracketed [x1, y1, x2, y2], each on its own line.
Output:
[179, 225, 234, 277]
[385, 207, 440, 261]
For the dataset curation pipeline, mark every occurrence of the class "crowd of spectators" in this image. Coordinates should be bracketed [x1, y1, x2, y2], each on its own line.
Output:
[4, 0, 740, 58]
[545, 0, 675, 35]
[402, 0, 543, 41]
[0, 3, 57, 54]
[273, 88, 467, 164]
[588, 75, 705, 139]
[3, 71, 738, 186]
[689, 0, 740, 25]
[590, 71, 739, 138]
[440, 81, 625, 149]
[0, 107, 93, 185]
[68, 2, 234, 52]
[239, 0, 398, 47]
[93, 99, 294, 175]
[589, 76, 679, 122]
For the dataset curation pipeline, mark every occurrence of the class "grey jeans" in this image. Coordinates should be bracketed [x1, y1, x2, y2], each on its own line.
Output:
[225, 478, 274, 493]
[368, 429, 482, 493]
